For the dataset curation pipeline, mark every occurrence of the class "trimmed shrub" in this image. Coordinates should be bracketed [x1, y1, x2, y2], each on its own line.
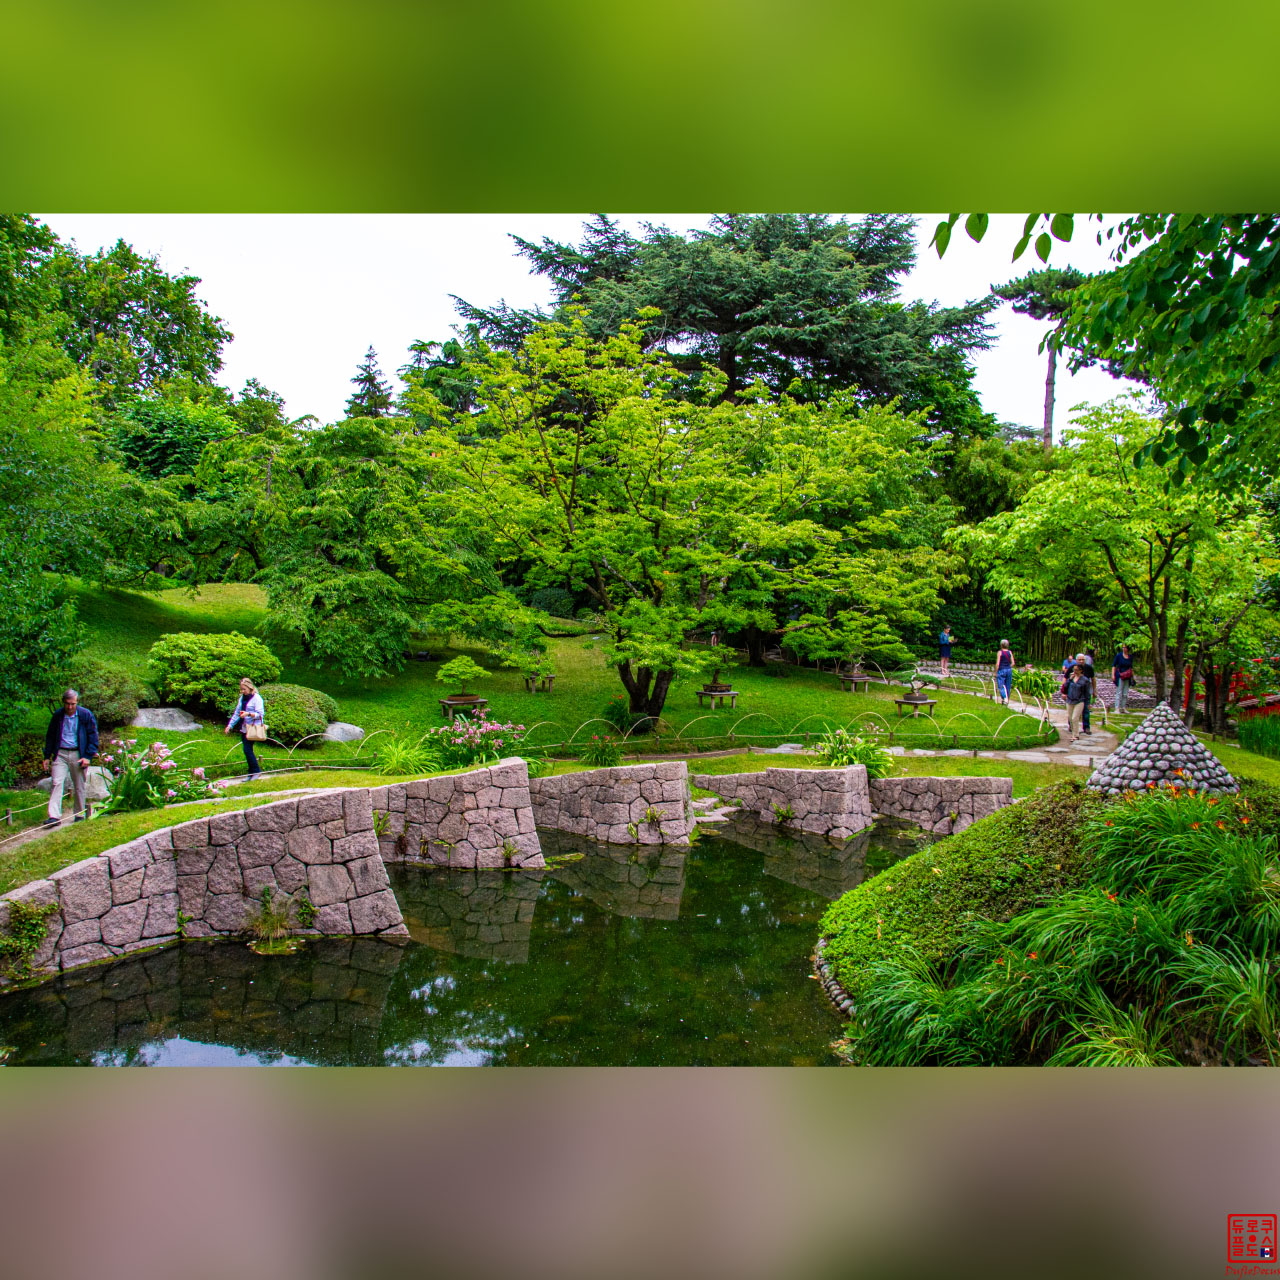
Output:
[820, 781, 1106, 1000]
[257, 683, 339, 747]
[148, 632, 282, 713]
[0, 732, 46, 787]
[62, 655, 147, 728]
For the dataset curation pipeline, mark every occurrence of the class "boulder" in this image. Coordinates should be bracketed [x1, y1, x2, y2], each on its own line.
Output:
[130, 708, 202, 732]
[323, 721, 365, 742]
[35, 765, 112, 801]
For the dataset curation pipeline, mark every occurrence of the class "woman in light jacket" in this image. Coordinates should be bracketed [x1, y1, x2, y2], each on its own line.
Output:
[224, 677, 265, 779]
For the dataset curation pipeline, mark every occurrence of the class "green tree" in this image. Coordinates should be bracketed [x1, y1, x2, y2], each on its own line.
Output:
[418, 312, 954, 720]
[116, 390, 237, 479]
[953, 398, 1273, 704]
[932, 213, 1280, 488]
[454, 214, 996, 428]
[345, 346, 393, 419]
[991, 267, 1088, 452]
[0, 214, 58, 341]
[43, 238, 232, 404]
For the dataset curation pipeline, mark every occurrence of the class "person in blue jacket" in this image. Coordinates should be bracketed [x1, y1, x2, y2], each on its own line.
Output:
[939, 625, 954, 676]
[41, 688, 99, 826]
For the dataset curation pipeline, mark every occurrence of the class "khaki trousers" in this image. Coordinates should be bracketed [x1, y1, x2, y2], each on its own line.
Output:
[1066, 700, 1086, 736]
[48, 748, 87, 820]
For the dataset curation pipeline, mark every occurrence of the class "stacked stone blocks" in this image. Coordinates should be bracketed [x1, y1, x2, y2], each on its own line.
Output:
[691, 764, 874, 839]
[1, 788, 408, 985]
[527, 761, 696, 845]
[371, 757, 544, 868]
[869, 775, 1013, 835]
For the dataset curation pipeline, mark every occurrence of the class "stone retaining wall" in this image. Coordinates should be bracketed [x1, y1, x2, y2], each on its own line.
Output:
[869, 775, 1013, 835]
[528, 762, 695, 845]
[0, 788, 408, 986]
[396, 867, 542, 964]
[690, 764, 874, 839]
[371, 757, 544, 869]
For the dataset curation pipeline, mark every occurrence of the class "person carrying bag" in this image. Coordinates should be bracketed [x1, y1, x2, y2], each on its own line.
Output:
[225, 677, 266, 779]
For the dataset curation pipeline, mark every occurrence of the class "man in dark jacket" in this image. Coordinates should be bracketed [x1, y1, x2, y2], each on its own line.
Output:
[42, 688, 99, 826]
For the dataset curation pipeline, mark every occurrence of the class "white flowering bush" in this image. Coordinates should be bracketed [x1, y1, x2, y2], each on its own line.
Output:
[97, 738, 228, 813]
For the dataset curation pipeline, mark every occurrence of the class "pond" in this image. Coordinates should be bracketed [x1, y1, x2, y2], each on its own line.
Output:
[0, 818, 930, 1067]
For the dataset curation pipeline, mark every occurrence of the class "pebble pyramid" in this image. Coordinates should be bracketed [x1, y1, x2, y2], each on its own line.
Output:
[1087, 702, 1238, 795]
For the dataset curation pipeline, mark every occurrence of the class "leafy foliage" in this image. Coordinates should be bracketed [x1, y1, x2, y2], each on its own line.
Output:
[147, 631, 282, 712]
[436, 656, 489, 694]
[456, 213, 996, 429]
[1239, 717, 1280, 760]
[809, 727, 895, 778]
[256, 683, 338, 746]
[820, 781, 1105, 1002]
[424, 713, 527, 768]
[578, 735, 622, 768]
[116, 391, 236, 478]
[831, 782, 1280, 1066]
[61, 655, 147, 728]
[0, 898, 59, 978]
[372, 733, 440, 777]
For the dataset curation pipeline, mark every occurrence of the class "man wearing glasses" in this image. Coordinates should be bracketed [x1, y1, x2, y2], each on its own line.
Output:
[41, 688, 99, 827]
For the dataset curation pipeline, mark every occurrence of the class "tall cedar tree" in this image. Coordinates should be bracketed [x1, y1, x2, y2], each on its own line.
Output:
[991, 267, 1088, 452]
[453, 214, 997, 434]
[345, 345, 393, 419]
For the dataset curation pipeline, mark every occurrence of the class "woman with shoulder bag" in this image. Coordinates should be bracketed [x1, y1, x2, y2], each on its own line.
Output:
[1064, 663, 1091, 741]
[225, 677, 266, 779]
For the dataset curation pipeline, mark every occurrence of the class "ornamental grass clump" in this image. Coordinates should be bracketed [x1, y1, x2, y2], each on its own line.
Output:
[97, 738, 227, 814]
[810, 727, 895, 778]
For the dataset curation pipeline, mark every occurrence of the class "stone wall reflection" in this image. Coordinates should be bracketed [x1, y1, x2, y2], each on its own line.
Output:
[542, 832, 687, 921]
[391, 867, 544, 964]
[721, 815, 927, 899]
[0, 938, 407, 1065]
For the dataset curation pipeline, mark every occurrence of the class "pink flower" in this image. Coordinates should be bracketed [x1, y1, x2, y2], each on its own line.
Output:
[166, 788, 176, 797]
[193, 767, 205, 779]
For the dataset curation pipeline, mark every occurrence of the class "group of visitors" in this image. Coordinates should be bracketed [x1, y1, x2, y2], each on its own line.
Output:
[1059, 644, 1136, 741]
[39, 677, 268, 826]
[937, 625, 1139, 742]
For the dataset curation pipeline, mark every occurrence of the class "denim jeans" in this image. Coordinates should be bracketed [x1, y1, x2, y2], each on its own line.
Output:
[241, 733, 261, 775]
[995, 667, 1013, 702]
[1115, 677, 1130, 712]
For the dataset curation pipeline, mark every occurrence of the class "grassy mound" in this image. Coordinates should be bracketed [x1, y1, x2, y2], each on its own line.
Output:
[819, 781, 1107, 999]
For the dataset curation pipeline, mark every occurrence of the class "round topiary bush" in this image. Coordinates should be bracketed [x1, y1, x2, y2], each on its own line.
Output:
[61, 655, 148, 728]
[257, 683, 339, 747]
[147, 631, 283, 713]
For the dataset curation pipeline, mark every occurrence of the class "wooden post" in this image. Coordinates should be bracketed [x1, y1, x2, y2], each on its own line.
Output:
[4, 808, 11, 826]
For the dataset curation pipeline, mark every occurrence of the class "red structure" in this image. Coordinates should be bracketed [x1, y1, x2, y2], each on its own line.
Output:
[1186, 657, 1280, 719]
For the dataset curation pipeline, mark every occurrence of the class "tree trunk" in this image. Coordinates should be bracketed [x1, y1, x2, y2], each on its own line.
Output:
[1043, 342, 1057, 454]
[744, 626, 768, 668]
[617, 661, 674, 721]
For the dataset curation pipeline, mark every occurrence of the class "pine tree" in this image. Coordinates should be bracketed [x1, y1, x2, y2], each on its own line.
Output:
[991, 268, 1087, 453]
[345, 345, 393, 419]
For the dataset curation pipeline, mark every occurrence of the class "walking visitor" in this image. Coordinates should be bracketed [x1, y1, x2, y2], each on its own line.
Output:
[1064, 663, 1091, 741]
[1112, 644, 1134, 712]
[1077, 650, 1098, 734]
[939, 625, 954, 676]
[225, 677, 266, 779]
[41, 688, 99, 826]
[994, 639, 1015, 705]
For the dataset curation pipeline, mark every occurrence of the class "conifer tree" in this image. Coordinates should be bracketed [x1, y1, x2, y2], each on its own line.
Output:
[345, 345, 393, 419]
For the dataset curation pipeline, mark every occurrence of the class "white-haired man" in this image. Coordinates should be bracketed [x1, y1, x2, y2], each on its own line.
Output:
[41, 688, 99, 826]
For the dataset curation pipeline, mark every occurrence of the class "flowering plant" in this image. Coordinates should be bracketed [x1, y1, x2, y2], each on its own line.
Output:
[423, 713, 528, 769]
[97, 738, 228, 814]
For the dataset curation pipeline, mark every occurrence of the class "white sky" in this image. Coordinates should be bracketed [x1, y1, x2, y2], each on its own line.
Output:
[37, 213, 1139, 432]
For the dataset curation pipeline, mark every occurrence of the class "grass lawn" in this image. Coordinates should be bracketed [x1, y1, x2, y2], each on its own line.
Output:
[683, 751, 1087, 798]
[48, 580, 1051, 774]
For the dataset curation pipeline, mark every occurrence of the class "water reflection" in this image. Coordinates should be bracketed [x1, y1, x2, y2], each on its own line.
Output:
[0, 822, 927, 1067]
[2, 937, 407, 1067]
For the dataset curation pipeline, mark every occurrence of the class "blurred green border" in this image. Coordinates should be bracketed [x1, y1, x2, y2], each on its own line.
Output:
[4, 1, 1279, 209]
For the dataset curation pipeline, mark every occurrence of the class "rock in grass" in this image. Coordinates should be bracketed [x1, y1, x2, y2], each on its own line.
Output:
[131, 707, 202, 732]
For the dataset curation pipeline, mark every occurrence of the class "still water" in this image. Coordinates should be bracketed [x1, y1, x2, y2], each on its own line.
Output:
[0, 820, 926, 1067]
